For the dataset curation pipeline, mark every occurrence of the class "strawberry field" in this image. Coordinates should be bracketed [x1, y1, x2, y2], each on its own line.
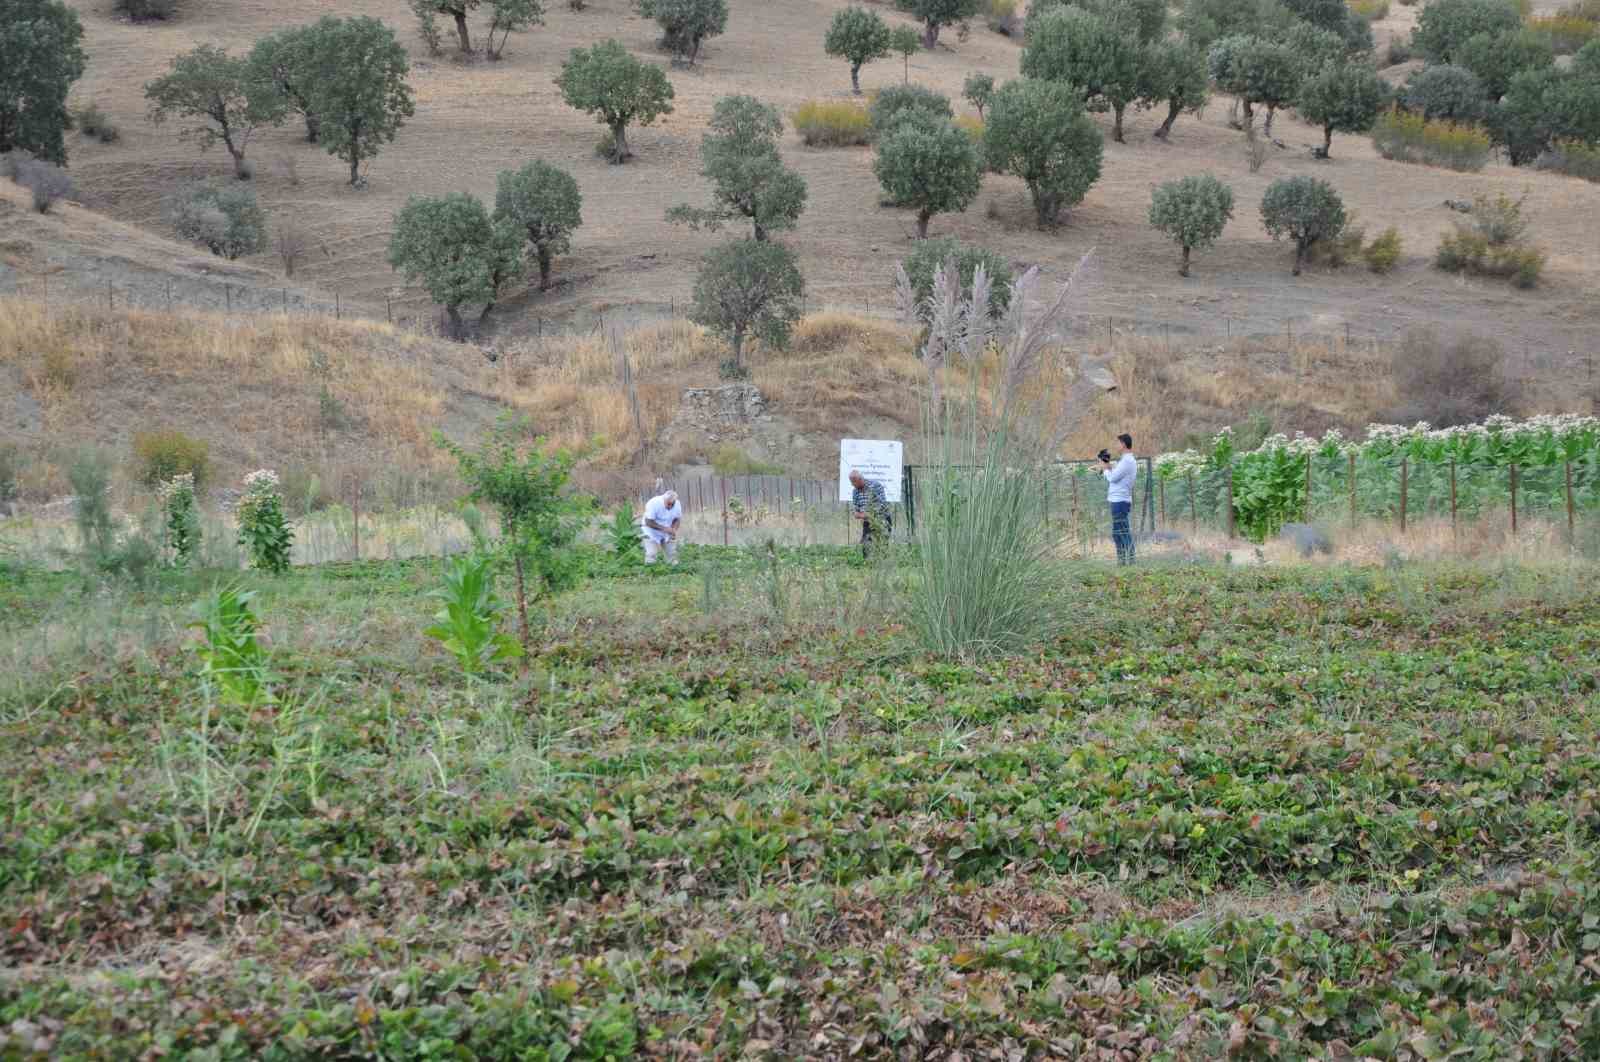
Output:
[3, 549, 1600, 1059]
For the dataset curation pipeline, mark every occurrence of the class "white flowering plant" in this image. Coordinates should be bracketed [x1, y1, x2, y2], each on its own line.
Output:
[237, 469, 293, 574]
[158, 472, 200, 568]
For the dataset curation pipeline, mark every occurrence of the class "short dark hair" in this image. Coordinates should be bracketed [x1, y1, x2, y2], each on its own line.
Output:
[1117, 433, 1133, 449]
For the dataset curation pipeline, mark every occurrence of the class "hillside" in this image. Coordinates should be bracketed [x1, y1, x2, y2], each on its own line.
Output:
[45, 0, 1600, 365]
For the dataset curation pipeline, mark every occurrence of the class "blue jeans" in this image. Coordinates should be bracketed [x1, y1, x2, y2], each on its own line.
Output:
[1110, 501, 1134, 565]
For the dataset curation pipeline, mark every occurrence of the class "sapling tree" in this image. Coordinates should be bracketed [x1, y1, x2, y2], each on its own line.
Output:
[981, 78, 1102, 227]
[1295, 61, 1388, 157]
[689, 239, 805, 368]
[962, 72, 995, 117]
[666, 95, 807, 241]
[494, 160, 582, 289]
[439, 416, 594, 660]
[637, 0, 728, 65]
[1260, 175, 1346, 275]
[0, 0, 87, 165]
[873, 116, 983, 237]
[557, 39, 675, 163]
[1403, 64, 1486, 122]
[890, 25, 922, 82]
[248, 23, 329, 143]
[825, 7, 892, 94]
[486, 0, 545, 59]
[1148, 173, 1234, 276]
[145, 45, 286, 179]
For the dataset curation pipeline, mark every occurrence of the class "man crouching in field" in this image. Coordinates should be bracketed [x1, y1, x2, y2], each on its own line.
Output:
[849, 469, 891, 558]
[641, 490, 682, 564]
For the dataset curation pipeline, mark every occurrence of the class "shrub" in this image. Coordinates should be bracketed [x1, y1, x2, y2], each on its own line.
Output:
[1402, 65, 1485, 123]
[900, 237, 1014, 313]
[71, 101, 119, 143]
[1350, 0, 1389, 19]
[10, 156, 74, 213]
[1526, 15, 1599, 54]
[637, 0, 728, 65]
[1434, 190, 1544, 287]
[962, 72, 995, 117]
[1148, 174, 1235, 278]
[1364, 226, 1403, 272]
[953, 114, 985, 145]
[1535, 139, 1600, 182]
[868, 83, 953, 137]
[792, 100, 870, 146]
[133, 429, 209, 489]
[1413, 0, 1522, 63]
[1260, 176, 1346, 276]
[1370, 109, 1491, 171]
[118, 0, 176, 22]
[1386, 36, 1414, 65]
[171, 181, 268, 259]
[68, 448, 115, 561]
[236, 469, 294, 574]
[1383, 328, 1516, 425]
[0, 443, 18, 514]
[984, 0, 1021, 35]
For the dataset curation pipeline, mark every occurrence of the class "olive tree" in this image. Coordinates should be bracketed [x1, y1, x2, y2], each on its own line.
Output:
[0, 0, 87, 165]
[145, 45, 285, 179]
[305, 17, 414, 186]
[689, 239, 805, 368]
[1148, 174, 1233, 276]
[1020, 6, 1143, 142]
[388, 192, 524, 338]
[896, 0, 980, 49]
[1144, 40, 1209, 140]
[1412, 0, 1521, 63]
[982, 78, 1103, 227]
[1207, 34, 1304, 134]
[486, 0, 545, 60]
[873, 117, 983, 238]
[637, 0, 727, 65]
[1260, 176, 1345, 275]
[1402, 64, 1486, 122]
[962, 72, 995, 117]
[890, 25, 922, 82]
[1295, 61, 1387, 158]
[494, 160, 582, 289]
[557, 39, 675, 163]
[1455, 29, 1553, 102]
[824, 6, 891, 94]
[667, 95, 806, 241]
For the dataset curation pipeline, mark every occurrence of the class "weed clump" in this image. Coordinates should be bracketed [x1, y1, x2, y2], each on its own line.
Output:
[1434, 191, 1545, 288]
[792, 100, 871, 146]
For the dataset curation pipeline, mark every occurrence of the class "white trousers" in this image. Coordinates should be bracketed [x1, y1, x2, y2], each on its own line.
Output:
[643, 537, 679, 564]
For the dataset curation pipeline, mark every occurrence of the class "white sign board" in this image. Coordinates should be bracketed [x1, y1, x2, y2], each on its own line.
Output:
[838, 439, 904, 503]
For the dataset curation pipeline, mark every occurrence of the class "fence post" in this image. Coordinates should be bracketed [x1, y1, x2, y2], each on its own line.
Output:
[1348, 451, 1356, 529]
[721, 477, 729, 546]
[1399, 458, 1408, 535]
[905, 466, 917, 533]
[1225, 467, 1236, 541]
[107, 280, 114, 310]
[1187, 473, 1197, 534]
[1449, 459, 1458, 540]
[1142, 457, 1155, 534]
[283, 287, 288, 312]
[386, 296, 392, 323]
[1303, 454, 1312, 523]
[352, 479, 362, 562]
[1071, 472, 1080, 544]
[224, 285, 230, 313]
[1566, 460, 1576, 546]
[1158, 476, 1166, 529]
[1510, 463, 1519, 536]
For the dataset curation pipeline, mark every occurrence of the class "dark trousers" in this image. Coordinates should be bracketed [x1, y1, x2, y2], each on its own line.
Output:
[860, 514, 891, 557]
[1110, 501, 1134, 566]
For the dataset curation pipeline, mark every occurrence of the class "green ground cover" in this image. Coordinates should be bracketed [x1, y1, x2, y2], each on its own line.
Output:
[1, 548, 1598, 1058]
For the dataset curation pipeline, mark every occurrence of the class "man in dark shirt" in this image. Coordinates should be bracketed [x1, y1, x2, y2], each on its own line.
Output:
[848, 469, 892, 557]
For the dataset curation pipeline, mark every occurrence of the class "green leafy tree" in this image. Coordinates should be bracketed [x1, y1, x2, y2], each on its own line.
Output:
[145, 45, 286, 180]
[1402, 64, 1486, 122]
[962, 72, 995, 117]
[0, 0, 87, 165]
[1207, 34, 1305, 134]
[1260, 175, 1346, 275]
[1149, 173, 1234, 276]
[1412, 0, 1521, 63]
[389, 192, 524, 338]
[825, 7, 892, 94]
[667, 95, 807, 242]
[247, 23, 330, 143]
[557, 39, 675, 164]
[1282, 0, 1372, 54]
[439, 416, 593, 660]
[870, 83, 952, 136]
[1575, 39, 1600, 81]
[689, 239, 805, 367]
[889, 25, 922, 82]
[1020, 7, 1144, 142]
[873, 116, 982, 237]
[1296, 61, 1388, 157]
[1492, 67, 1600, 164]
[1178, 0, 1294, 51]
[305, 17, 415, 185]
[1032, 0, 1166, 43]
[1455, 29, 1553, 102]
[900, 236, 1014, 312]
[896, 0, 980, 49]
[1143, 40, 1209, 140]
[486, 0, 545, 60]
[637, 0, 727, 65]
[1283, 21, 1347, 72]
[982, 78, 1102, 227]
[494, 160, 581, 290]
[411, 0, 479, 53]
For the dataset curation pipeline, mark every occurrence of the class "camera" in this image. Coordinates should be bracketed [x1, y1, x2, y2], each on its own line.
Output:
[1097, 449, 1111, 464]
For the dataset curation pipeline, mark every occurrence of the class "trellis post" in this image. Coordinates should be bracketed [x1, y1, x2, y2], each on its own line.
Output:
[1449, 459, 1458, 541]
[1225, 467, 1236, 540]
[1510, 463, 1519, 536]
[1399, 458, 1408, 534]
[1304, 455, 1312, 523]
[1566, 460, 1576, 546]
[1187, 473, 1197, 534]
[1348, 451, 1356, 529]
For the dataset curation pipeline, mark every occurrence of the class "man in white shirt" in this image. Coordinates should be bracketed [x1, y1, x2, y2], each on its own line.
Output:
[640, 490, 683, 564]
[1100, 433, 1137, 566]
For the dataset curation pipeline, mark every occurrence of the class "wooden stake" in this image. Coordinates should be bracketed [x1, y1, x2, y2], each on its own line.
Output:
[1566, 460, 1576, 545]
[1187, 473, 1197, 534]
[1449, 459, 1458, 540]
[1510, 463, 1519, 536]
[1303, 455, 1312, 523]
[1348, 451, 1356, 529]
[1399, 458, 1408, 534]
[1225, 467, 1236, 540]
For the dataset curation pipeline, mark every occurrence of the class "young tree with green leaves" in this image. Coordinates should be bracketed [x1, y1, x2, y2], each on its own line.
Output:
[388, 192, 524, 338]
[1178, 0, 1295, 52]
[1206, 34, 1304, 135]
[0, 0, 87, 165]
[1019, 6, 1143, 142]
[556, 39, 675, 163]
[486, 0, 545, 60]
[145, 45, 286, 179]
[962, 72, 995, 117]
[1412, 0, 1521, 63]
[1149, 174, 1234, 276]
[247, 23, 329, 143]
[439, 416, 594, 660]
[874, 117, 982, 237]
[690, 239, 806, 368]
[1260, 176, 1346, 275]
[1455, 29, 1553, 102]
[637, 0, 727, 65]
[889, 25, 922, 82]
[306, 16, 414, 185]
[825, 7, 892, 94]
[1296, 61, 1388, 157]
[666, 95, 807, 242]
[896, 0, 980, 48]
[982, 78, 1102, 227]
[1402, 64, 1486, 122]
[411, 0, 479, 54]
[1144, 40, 1209, 140]
[494, 160, 582, 289]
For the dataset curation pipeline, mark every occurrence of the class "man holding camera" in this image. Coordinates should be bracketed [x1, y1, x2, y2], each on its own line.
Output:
[1100, 433, 1137, 566]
